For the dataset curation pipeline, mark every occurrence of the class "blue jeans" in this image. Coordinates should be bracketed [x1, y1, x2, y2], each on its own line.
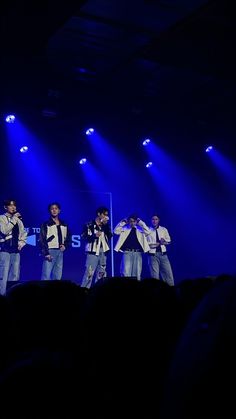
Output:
[120, 250, 143, 281]
[148, 252, 174, 286]
[81, 250, 107, 288]
[41, 249, 64, 280]
[0, 252, 20, 295]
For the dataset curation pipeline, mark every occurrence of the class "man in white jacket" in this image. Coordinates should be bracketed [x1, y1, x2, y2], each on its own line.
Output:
[147, 215, 174, 286]
[0, 199, 27, 295]
[114, 214, 150, 280]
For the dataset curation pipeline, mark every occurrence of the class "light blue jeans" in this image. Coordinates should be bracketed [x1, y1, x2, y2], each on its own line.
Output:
[0, 252, 20, 295]
[41, 249, 64, 280]
[81, 250, 107, 288]
[148, 253, 174, 286]
[120, 250, 143, 281]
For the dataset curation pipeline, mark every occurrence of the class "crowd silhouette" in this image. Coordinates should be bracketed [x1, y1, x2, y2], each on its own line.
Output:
[0, 274, 235, 418]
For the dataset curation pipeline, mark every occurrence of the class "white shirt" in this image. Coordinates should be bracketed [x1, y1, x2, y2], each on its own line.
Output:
[147, 225, 171, 254]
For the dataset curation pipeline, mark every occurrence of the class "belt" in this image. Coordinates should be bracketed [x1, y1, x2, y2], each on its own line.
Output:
[123, 249, 142, 252]
[150, 251, 167, 255]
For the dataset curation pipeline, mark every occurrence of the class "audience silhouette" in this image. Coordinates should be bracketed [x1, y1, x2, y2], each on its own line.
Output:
[0, 273, 235, 418]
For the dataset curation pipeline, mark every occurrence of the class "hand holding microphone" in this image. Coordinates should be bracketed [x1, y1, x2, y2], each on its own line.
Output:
[14, 212, 22, 220]
[101, 215, 109, 224]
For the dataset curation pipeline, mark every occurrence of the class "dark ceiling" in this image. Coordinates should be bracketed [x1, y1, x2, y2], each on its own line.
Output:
[1, 0, 235, 156]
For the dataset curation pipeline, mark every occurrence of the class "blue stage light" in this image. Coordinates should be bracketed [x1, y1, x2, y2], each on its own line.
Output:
[85, 128, 94, 136]
[143, 138, 151, 146]
[20, 146, 28, 153]
[206, 146, 213, 153]
[5, 114, 16, 123]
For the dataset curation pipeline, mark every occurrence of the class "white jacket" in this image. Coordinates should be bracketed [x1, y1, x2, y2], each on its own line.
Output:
[147, 225, 171, 254]
[0, 213, 27, 250]
[114, 220, 151, 253]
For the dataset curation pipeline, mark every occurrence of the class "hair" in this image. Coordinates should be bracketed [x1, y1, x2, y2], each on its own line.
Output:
[96, 206, 109, 215]
[127, 214, 138, 221]
[4, 199, 17, 207]
[48, 202, 61, 211]
[151, 214, 160, 219]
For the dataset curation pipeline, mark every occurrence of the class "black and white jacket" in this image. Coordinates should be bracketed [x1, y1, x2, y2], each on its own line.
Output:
[39, 218, 71, 256]
[81, 220, 112, 255]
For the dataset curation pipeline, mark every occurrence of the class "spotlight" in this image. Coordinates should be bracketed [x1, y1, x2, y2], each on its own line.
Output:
[85, 128, 94, 136]
[79, 158, 87, 165]
[206, 146, 213, 153]
[5, 114, 16, 123]
[20, 146, 28, 153]
[143, 138, 151, 146]
[146, 162, 153, 168]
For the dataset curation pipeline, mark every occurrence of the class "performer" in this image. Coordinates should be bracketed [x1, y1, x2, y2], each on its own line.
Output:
[81, 206, 112, 288]
[0, 199, 27, 295]
[40, 202, 71, 280]
[114, 214, 150, 280]
[147, 214, 174, 286]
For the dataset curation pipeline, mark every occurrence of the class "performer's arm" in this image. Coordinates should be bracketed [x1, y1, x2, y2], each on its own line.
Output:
[114, 220, 127, 235]
[137, 219, 151, 236]
[39, 223, 49, 256]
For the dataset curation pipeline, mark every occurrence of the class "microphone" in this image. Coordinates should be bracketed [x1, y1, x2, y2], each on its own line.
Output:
[101, 215, 109, 223]
[14, 211, 22, 220]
